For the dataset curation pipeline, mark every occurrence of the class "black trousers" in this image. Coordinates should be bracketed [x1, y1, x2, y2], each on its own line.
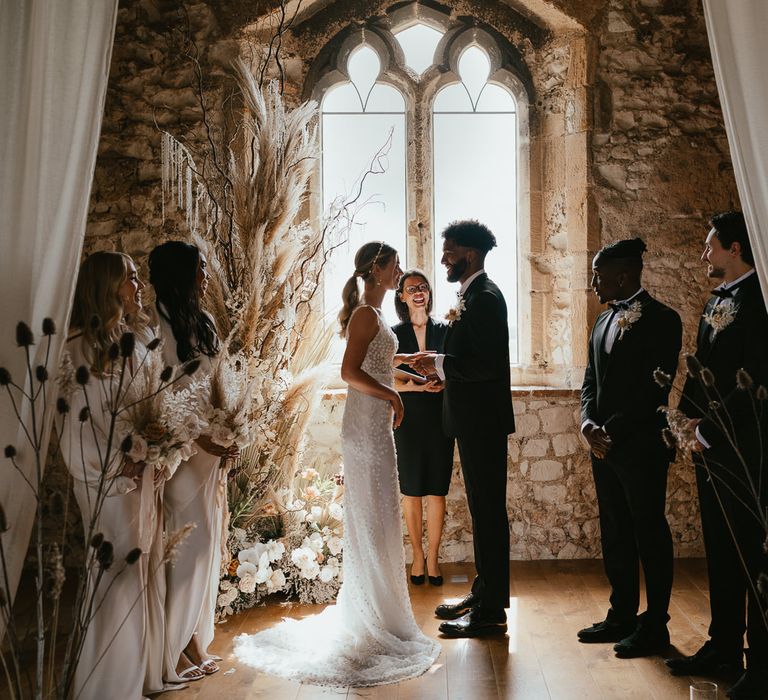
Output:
[592, 451, 673, 625]
[457, 432, 509, 611]
[696, 455, 768, 663]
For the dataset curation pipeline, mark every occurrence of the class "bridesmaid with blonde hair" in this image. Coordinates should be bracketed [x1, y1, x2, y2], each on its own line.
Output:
[148, 241, 238, 682]
[61, 251, 165, 700]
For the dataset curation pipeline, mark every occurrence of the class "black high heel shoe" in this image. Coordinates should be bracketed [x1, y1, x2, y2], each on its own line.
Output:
[427, 560, 443, 586]
[410, 559, 425, 585]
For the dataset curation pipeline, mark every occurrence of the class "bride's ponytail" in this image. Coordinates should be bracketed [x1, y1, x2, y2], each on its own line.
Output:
[337, 240, 397, 336]
[338, 274, 361, 337]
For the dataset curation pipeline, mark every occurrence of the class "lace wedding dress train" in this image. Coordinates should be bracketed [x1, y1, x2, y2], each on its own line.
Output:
[233, 307, 440, 687]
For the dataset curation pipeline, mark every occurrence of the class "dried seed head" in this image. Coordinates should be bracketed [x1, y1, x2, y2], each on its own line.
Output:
[125, 548, 142, 565]
[90, 533, 104, 549]
[78, 407, 90, 423]
[736, 368, 753, 390]
[4, 445, 17, 459]
[96, 541, 114, 570]
[0, 367, 12, 386]
[653, 369, 672, 387]
[35, 365, 49, 383]
[661, 428, 676, 449]
[16, 322, 34, 347]
[160, 366, 173, 383]
[120, 435, 133, 453]
[41, 318, 56, 336]
[700, 368, 715, 387]
[119, 332, 135, 358]
[757, 385, 768, 401]
[56, 397, 70, 415]
[182, 359, 201, 376]
[146, 337, 161, 351]
[107, 343, 120, 362]
[685, 354, 703, 377]
[709, 400, 721, 412]
[75, 366, 90, 385]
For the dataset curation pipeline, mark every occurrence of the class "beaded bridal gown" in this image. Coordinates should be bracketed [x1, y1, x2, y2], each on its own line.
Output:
[233, 306, 440, 687]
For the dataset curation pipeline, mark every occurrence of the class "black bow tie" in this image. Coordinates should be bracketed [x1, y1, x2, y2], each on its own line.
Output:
[608, 301, 630, 311]
[711, 288, 733, 299]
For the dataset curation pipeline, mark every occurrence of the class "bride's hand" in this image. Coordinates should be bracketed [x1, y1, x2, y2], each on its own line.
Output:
[389, 391, 404, 429]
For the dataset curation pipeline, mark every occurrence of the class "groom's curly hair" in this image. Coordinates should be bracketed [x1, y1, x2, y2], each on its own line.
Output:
[442, 220, 497, 254]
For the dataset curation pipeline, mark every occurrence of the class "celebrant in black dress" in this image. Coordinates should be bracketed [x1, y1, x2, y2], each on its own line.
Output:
[392, 270, 455, 586]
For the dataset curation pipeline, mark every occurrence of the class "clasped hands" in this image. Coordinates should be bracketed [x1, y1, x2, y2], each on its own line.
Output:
[582, 423, 612, 460]
[400, 351, 442, 392]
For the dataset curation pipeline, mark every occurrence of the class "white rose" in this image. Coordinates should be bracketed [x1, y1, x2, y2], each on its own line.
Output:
[328, 503, 343, 521]
[238, 543, 267, 564]
[238, 572, 257, 594]
[266, 540, 285, 562]
[290, 546, 316, 569]
[236, 561, 258, 580]
[319, 565, 334, 583]
[306, 506, 322, 523]
[305, 532, 324, 553]
[327, 536, 343, 556]
[299, 559, 320, 580]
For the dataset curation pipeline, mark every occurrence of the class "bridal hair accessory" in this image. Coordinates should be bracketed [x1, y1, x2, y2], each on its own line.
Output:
[612, 300, 642, 340]
[703, 297, 737, 336]
[445, 293, 466, 326]
[369, 241, 385, 272]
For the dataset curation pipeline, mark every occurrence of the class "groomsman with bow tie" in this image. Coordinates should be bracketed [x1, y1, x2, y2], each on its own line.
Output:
[667, 212, 768, 699]
[579, 238, 682, 657]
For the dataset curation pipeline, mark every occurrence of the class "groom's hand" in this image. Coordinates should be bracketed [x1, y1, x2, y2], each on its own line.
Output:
[582, 424, 612, 459]
[410, 351, 437, 376]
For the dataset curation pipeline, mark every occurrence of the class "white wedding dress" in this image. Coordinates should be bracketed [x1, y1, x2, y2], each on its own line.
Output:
[233, 306, 440, 687]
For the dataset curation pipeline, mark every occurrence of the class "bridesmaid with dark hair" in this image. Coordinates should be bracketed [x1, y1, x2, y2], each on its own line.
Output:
[392, 269, 454, 586]
[148, 241, 238, 683]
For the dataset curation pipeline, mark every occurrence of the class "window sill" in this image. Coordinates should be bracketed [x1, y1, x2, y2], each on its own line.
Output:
[320, 385, 580, 400]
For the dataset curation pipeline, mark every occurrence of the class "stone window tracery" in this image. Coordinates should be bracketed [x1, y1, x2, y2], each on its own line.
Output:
[317, 15, 529, 365]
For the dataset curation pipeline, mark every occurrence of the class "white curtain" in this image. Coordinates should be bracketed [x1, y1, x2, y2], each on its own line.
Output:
[703, 0, 768, 303]
[0, 0, 118, 611]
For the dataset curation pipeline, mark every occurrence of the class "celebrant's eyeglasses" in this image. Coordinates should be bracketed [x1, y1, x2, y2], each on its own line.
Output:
[405, 284, 430, 294]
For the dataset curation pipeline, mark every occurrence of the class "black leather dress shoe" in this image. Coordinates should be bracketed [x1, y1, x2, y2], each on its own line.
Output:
[614, 623, 670, 658]
[727, 666, 768, 699]
[439, 608, 507, 638]
[577, 618, 636, 644]
[435, 592, 478, 620]
[665, 640, 744, 676]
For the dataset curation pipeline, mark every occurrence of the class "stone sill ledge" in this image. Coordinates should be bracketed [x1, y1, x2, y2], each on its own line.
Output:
[321, 386, 580, 400]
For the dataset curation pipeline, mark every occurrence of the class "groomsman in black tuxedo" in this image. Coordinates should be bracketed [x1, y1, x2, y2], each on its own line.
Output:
[668, 212, 768, 699]
[579, 238, 682, 657]
[409, 220, 515, 638]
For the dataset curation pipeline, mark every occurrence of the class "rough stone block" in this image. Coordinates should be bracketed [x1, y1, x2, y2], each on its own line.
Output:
[530, 460, 564, 481]
[533, 483, 568, 504]
[553, 433, 579, 456]
[540, 406, 573, 433]
[515, 413, 540, 437]
[522, 438, 549, 457]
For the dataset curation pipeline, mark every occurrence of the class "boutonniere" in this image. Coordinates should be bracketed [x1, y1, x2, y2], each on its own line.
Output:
[615, 300, 643, 340]
[445, 295, 466, 326]
[703, 298, 737, 336]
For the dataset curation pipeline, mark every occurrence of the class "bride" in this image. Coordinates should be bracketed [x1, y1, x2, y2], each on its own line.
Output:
[233, 241, 441, 687]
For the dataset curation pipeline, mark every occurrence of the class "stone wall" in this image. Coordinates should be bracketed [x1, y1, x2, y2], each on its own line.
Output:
[305, 388, 703, 561]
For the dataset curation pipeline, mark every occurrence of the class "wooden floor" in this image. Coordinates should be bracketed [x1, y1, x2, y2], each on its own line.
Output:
[158, 559, 734, 700]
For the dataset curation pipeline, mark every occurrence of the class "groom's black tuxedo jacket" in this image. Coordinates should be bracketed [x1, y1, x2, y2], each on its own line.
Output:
[441, 273, 515, 438]
[581, 290, 682, 458]
[680, 272, 768, 471]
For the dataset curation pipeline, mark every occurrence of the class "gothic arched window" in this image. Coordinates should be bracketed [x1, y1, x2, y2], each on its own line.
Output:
[317, 16, 529, 365]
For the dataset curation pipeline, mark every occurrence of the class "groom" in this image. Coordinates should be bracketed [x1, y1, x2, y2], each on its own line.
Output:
[410, 219, 515, 638]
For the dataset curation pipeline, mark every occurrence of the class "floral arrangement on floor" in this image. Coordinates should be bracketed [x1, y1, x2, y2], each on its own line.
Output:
[216, 466, 344, 618]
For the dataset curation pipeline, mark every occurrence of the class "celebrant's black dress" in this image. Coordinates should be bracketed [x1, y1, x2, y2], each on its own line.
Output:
[392, 319, 454, 497]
